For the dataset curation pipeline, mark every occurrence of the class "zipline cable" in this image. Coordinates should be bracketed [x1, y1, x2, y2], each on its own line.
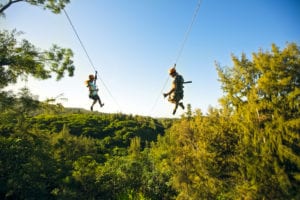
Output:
[148, 0, 203, 116]
[63, 9, 96, 72]
[63, 8, 122, 111]
[174, 0, 203, 65]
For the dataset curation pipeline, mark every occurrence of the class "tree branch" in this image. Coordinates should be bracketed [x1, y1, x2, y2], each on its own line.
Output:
[0, 0, 24, 14]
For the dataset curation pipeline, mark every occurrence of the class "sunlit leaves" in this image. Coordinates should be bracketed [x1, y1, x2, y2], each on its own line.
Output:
[0, 29, 74, 88]
[216, 42, 300, 199]
[0, 0, 70, 14]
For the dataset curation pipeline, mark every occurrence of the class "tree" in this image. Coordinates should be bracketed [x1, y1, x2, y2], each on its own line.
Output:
[152, 110, 238, 200]
[0, 29, 74, 89]
[216, 42, 300, 199]
[72, 156, 99, 199]
[0, 0, 70, 15]
[147, 42, 299, 199]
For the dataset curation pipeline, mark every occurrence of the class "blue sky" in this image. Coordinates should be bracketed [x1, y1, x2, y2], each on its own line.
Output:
[2, 0, 300, 118]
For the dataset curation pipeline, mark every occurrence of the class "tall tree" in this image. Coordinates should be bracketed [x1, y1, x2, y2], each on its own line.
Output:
[216, 42, 300, 199]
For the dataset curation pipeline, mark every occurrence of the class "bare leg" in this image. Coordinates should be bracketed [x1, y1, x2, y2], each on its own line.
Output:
[91, 99, 97, 111]
[97, 96, 104, 107]
[173, 103, 179, 115]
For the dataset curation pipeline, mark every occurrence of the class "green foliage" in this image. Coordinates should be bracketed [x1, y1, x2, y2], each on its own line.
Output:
[0, 88, 40, 135]
[150, 109, 239, 199]
[215, 42, 300, 199]
[30, 113, 166, 154]
[0, 0, 70, 15]
[0, 29, 74, 88]
[0, 131, 59, 199]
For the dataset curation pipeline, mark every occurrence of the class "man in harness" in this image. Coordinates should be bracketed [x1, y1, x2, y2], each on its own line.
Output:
[86, 73, 104, 111]
[163, 67, 186, 115]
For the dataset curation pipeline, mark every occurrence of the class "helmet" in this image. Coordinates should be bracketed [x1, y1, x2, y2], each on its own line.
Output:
[89, 74, 95, 79]
[169, 67, 176, 75]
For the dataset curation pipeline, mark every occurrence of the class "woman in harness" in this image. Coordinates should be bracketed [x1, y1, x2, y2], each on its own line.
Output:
[86, 73, 104, 111]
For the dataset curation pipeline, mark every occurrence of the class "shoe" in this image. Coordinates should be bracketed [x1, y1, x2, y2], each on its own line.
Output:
[100, 103, 104, 107]
[90, 106, 93, 111]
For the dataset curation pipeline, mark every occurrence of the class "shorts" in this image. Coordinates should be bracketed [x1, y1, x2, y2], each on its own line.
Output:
[168, 92, 183, 103]
[89, 94, 99, 100]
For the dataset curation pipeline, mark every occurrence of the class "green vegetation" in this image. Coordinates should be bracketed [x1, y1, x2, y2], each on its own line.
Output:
[1, 1, 299, 199]
[0, 102, 172, 199]
[1, 42, 299, 199]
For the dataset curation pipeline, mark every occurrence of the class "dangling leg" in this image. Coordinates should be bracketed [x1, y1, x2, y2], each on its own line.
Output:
[179, 102, 185, 110]
[96, 95, 104, 107]
[173, 102, 179, 115]
[91, 99, 97, 111]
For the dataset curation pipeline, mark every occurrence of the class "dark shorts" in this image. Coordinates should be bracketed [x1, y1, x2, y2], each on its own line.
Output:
[89, 94, 99, 100]
[168, 92, 183, 103]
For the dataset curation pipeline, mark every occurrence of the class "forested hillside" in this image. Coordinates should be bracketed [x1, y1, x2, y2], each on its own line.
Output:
[1, 42, 299, 199]
[1, 109, 173, 199]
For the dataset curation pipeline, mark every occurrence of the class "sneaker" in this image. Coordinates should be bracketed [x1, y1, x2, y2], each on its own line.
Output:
[100, 103, 104, 107]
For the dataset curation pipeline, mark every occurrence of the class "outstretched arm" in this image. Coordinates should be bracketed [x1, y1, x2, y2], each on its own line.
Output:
[93, 71, 98, 84]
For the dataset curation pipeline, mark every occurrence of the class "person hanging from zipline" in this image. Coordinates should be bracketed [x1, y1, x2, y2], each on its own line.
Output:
[86, 72, 104, 111]
[164, 66, 191, 115]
